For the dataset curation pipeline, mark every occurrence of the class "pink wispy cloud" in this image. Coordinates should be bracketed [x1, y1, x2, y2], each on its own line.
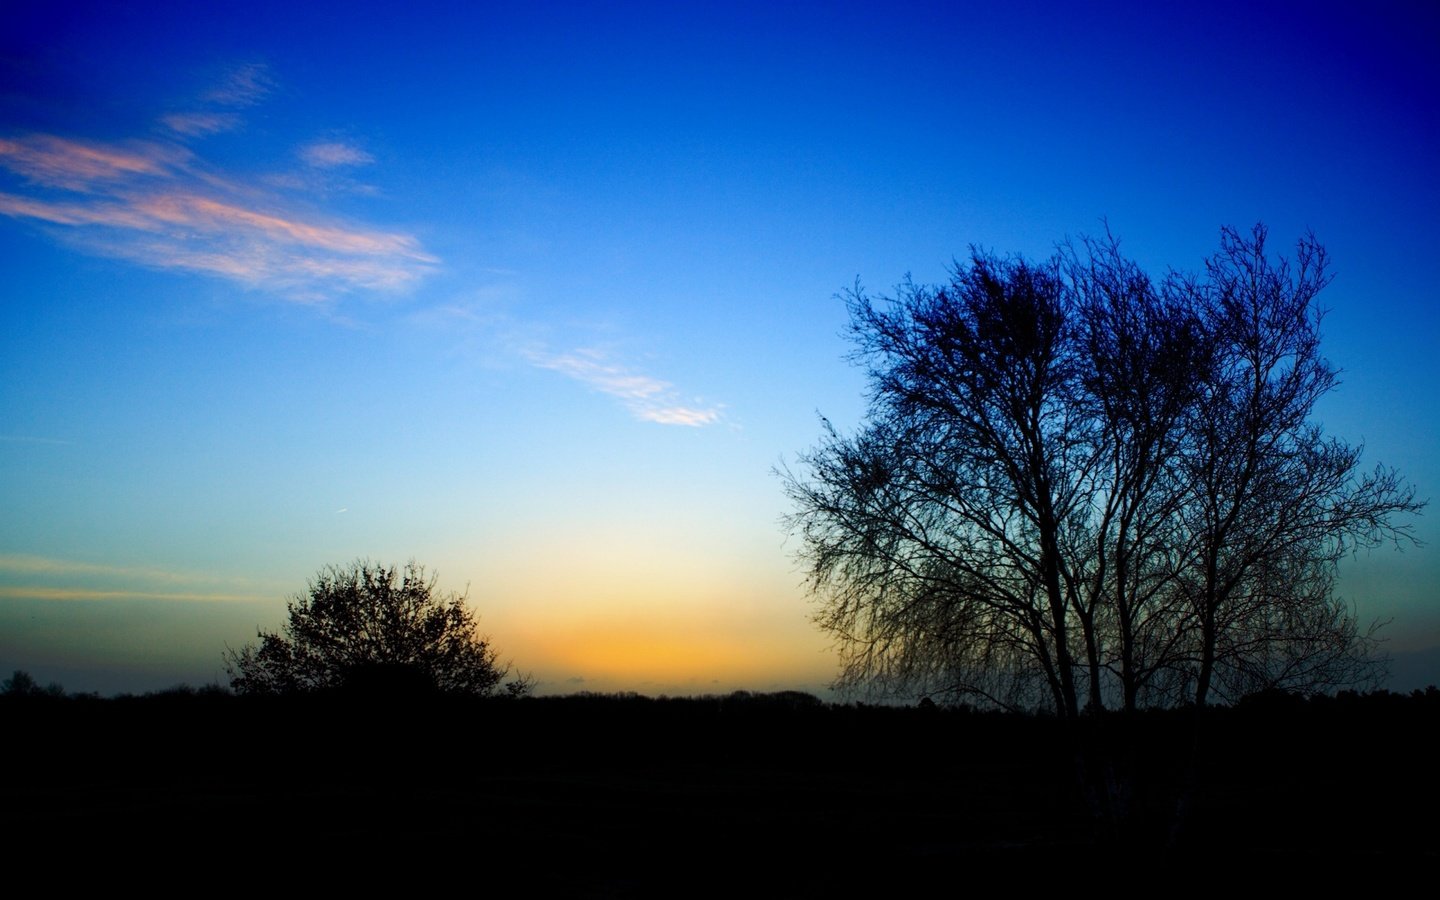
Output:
[0, 131, 436, 296]
[0, 135, 186, 190]
[133, 193, 429, 259]
[532, 348, 722, 427]
[160, 112, 242, 137]
[300, 141, 374, 168]
[203, 62, 274, 107]
[159, 63, 270, 139]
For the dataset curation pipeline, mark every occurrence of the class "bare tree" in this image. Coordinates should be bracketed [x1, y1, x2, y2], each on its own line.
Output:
[1066, 231, 1208, 712]
[1175, 225, 1420, 706]
[782, 225, 1422, 715]
[786, 252, 1098, 717]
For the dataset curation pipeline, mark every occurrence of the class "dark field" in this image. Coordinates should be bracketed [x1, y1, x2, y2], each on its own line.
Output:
[4, 690, 1436, 892]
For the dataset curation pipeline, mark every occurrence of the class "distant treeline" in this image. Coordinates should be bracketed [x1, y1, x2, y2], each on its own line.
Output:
[7, 667, 1437, 711]
[5, 682, 1436, 882]
[7, 682, 1437, 779]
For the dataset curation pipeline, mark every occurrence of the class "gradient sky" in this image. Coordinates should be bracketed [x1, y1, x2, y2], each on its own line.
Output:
[2, 0, 1436, 695]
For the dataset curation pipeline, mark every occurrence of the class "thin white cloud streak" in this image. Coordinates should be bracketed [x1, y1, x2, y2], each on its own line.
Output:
[420, 298, 725, 426]
[0, 553, 260, 586]
[0, 132, 435, 296]
[530, 348, 722, 427]
[301, 141, 374, 168]
[538, 350, 673, 402]
[643, 405, 724, 427]
[0, 554, 182, 580]
[0, 554, 278, 603]
[0, 586, 262, 603]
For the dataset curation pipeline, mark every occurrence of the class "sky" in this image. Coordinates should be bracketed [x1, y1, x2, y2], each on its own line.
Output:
[2, 0, 1437, 696]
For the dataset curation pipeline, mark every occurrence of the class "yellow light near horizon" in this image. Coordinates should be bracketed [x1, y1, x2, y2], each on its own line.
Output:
[504, 612, 834, 692]
[546, 629, 740, 678]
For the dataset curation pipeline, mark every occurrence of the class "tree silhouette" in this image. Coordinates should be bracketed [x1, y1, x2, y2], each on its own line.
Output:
[782, 225, 1422, 715]
[2, 670, 65, 698]
[225, 560, 530, 697]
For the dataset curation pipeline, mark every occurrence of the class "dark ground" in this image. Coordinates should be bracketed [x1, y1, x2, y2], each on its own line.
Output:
[3, 689, 1436, 893]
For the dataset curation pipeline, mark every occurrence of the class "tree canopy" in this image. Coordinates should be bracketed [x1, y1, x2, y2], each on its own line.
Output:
[783, 225, 1423, 715]
[225, 560, 529, 697]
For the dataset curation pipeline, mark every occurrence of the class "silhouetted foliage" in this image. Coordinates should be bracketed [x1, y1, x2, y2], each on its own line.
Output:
[2, 669, 65, 698]
[2, 669, 37, 695]
[224, 560, 531, 697]
[783, 225, 1423, 716]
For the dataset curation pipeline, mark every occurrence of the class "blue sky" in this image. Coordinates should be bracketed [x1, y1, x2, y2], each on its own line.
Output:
[2, 0, 1436, 694]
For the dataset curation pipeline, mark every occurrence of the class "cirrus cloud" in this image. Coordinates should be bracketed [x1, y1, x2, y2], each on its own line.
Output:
[300, 141, 375, 168]
[531, 347, 722, 427]
[203, 61, 274, 107]
[0, 62, 434, 299]
[160, 112, 242, 138]
[0, 553, 275, 603]
[0, 134, 187, 190]
[0, 130, 436, 297]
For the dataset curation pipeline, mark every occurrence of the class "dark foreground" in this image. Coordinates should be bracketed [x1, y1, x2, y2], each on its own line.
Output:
[4, 689, 1436, 892]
